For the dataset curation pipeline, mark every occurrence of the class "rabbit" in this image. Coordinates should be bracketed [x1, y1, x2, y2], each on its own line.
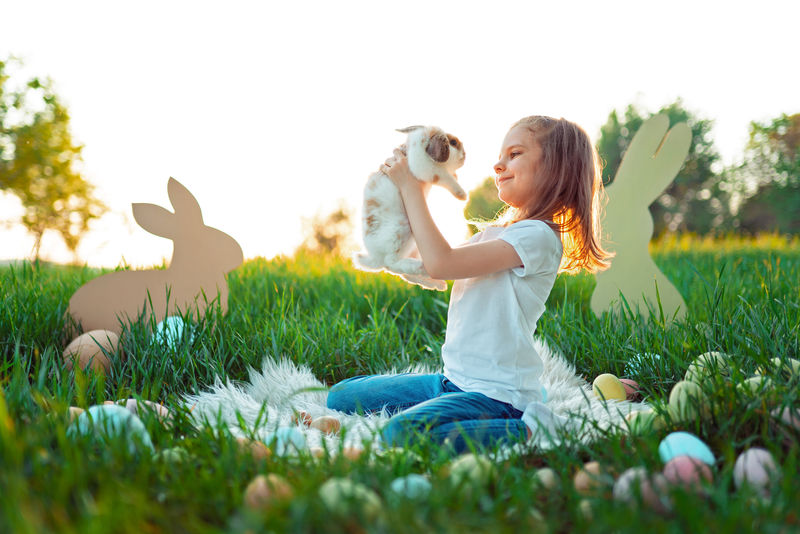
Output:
[352, 125, 467, 291]
[68, 177, 244, 334]
[590, 114, 691, 322]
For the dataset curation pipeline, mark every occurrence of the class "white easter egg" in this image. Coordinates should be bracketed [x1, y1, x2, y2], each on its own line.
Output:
[733, 448, 780, 492]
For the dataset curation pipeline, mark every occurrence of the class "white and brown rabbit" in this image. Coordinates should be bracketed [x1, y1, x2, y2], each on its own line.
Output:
[68, 177, 244, 333]
[352, 125, 467, 291]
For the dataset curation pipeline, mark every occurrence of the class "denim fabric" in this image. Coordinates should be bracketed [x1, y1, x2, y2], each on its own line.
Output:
[327, 373, 528, 453]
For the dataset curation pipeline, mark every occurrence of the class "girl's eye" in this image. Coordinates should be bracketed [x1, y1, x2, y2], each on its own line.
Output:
[510, 151, 521, 159]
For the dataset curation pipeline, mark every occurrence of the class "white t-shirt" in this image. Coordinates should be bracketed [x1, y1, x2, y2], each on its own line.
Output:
[441, 219, 563, 411]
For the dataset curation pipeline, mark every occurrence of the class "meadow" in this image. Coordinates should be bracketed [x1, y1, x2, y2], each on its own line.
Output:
[1, 234, 798, 533]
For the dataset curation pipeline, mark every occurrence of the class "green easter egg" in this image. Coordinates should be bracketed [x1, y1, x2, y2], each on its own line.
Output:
[668, 381, 710, 422]
[737, 376, 775, 399]
[625, 409, 665, 435]
[684, 352, 731, 385]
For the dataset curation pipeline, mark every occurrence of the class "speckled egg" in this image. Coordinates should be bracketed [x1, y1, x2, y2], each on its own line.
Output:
[658, 431, 715, 466]
[63, 330, 121, 373]
[592, 374, 627, 402]
[733, 447, 780, 491]
[625, 353, 662, 375]
[662, 455, 713, 490]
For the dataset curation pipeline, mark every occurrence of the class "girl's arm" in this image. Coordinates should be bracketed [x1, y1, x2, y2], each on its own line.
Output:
[384, 154, 522, 280]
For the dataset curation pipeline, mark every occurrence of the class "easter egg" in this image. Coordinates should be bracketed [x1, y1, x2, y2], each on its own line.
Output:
[448, 453, 493, 487]
[684, 351, 730, 385]
[625, 353, 662, 375]
[625, 409, 665, 435]
[619, 379, 641, 400]
[756, 357, 800, 380]
[736, 376, 775, 398]
[733, 448, 780, 491]
[67, 406, 85, 423]
[318, 478, 382, 520]
[658, 432, 715, 466]
[63, 330, 120, 373]
[310, 415, 341, 435]
[263, 427, 307, 456]
[578, 499, 593, 521]
[573, 461, 611, 495]
[153, 316, 192, 348]
[771, 406, 800, 432]
[68, 404, 154, 454]
[668, 380, 710, 422]
[236, 437, 272, 461]
[341, 446, 365, 460]
[292, 410, 313, 427]
[592, 374, 626, 402]
[389, 474, 432, 499]
[244, 473, 293, 510]
[613, 467, 671, 513]
[662, 455, 713, 490]
[153, 446, 190, 464]
[532, 467, 560, 491]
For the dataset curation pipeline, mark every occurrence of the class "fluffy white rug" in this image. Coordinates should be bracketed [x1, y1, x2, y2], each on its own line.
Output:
[183, 339, 647, 454]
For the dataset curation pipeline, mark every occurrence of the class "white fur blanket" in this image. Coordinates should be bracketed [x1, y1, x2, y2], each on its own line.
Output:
[183, 339, 647, 455]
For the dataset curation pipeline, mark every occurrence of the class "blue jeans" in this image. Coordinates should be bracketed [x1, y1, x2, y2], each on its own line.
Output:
[326, 373, 528, 454]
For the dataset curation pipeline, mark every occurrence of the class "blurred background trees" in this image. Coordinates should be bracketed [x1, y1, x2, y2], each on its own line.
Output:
[0, 56, 106, 261]
[464, 101, 798, 238]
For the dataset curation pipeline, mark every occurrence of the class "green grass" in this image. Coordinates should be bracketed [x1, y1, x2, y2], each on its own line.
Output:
[1, 235, 799, 533]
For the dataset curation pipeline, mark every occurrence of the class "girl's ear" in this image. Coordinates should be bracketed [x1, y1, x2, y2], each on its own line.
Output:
[426, 131, 450, 163]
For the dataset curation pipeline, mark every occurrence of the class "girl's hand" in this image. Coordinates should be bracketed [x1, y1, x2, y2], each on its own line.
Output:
[381, 147, 424, 197]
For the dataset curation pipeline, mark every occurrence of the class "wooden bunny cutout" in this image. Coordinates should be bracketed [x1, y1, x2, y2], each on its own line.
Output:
[68, 178, 244, 334]
[591, 115, 691, 322]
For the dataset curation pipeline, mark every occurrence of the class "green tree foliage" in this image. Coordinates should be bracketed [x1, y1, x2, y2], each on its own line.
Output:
[597, 99, 731, 235]
[735, 113, 800, 234]
[463, 176, 506, 235]
[0, 57, 106, 260]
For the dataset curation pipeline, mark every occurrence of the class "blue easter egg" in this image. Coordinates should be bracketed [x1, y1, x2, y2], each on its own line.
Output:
[263, 426, 307, 456]
[658, 431, 714, 466]
[389, 474, 432, 499]
[154, 316, 191, 348]
[68, 404, 154, 454]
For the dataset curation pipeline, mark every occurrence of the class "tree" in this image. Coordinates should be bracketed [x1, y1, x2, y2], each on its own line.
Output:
[735, 113, 800, 234]
[297, 200, 356, 256]
[597, 99, 731, 235]
[463, 176, 506, 235]
[0, 57, 106, 260]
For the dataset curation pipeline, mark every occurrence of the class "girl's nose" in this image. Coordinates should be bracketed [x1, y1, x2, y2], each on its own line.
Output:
[494, 161, 504, 174]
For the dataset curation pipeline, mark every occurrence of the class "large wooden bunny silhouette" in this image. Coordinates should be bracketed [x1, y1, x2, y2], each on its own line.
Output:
[68, 178, 244, 334]
[591, 115, 691, 322]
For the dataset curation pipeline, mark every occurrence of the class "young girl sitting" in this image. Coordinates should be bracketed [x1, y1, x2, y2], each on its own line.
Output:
[327, 116, 611, 453]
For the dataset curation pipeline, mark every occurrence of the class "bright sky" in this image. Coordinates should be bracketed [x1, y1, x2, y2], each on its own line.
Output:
[1, 1, 798, 267]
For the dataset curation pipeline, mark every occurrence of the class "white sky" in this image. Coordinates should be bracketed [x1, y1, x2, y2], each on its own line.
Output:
[1, 0, 798, 267]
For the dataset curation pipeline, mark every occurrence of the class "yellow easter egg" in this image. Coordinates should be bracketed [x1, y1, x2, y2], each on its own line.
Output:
[63, 330, 121, 373]
[592, 374, 626, 401]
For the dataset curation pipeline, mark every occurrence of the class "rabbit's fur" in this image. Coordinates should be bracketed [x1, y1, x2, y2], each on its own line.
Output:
[68, 178, 244, 333]
[353, 125, 466, 291]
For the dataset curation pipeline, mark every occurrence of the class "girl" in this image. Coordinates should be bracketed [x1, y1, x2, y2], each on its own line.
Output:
[327, 116, 611, 453]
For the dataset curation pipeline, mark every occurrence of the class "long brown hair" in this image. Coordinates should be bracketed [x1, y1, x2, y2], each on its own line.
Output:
[505, 116, 612, 273]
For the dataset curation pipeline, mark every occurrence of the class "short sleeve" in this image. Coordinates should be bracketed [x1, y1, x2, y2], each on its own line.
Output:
[498, 220, 562, 277]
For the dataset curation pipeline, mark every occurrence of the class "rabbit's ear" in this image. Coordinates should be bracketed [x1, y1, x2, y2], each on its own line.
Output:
[426, 131, 450, 163]
[167, 178, 203, 225]
[396, 125, 424, 134]
[132, 203, 177, 239]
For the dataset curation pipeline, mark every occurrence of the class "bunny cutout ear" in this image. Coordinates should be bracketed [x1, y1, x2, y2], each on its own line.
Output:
[167, 177, 204, 225]
[132, 203, 177, 240]
[610, 114, 692, 206]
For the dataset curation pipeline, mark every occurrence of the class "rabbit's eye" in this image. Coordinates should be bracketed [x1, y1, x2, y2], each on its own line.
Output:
[449, 139, 458, 147]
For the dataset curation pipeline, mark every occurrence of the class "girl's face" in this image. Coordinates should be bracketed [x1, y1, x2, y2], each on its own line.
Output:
[493, 125, 543, 209]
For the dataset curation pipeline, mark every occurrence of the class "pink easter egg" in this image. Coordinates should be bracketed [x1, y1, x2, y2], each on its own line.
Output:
[663, 455, 713, 490]
[733, 448, 779, 491]
[619, 379, 641, 400]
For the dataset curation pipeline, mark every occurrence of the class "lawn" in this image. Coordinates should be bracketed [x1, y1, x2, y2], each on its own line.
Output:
[1, 234, 798, 533]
